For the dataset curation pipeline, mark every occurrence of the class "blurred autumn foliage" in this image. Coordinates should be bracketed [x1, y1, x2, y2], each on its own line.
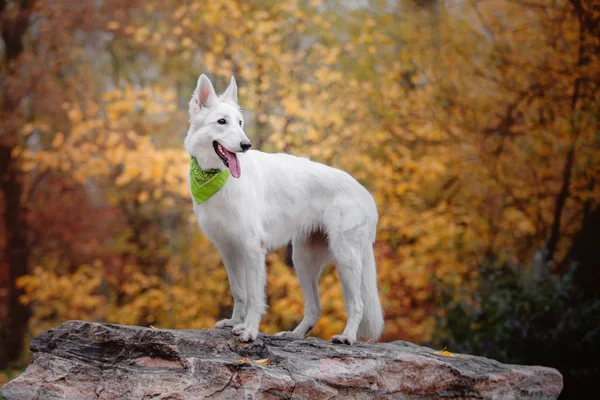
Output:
[1, 0, 599, 397]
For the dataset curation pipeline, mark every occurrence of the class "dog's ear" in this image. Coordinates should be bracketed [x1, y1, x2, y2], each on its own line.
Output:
[190, 74, 217, 116]
[220, 76, 238, 104]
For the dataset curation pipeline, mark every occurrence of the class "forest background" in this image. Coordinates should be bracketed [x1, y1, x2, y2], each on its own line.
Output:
[1, 0, 598, 399]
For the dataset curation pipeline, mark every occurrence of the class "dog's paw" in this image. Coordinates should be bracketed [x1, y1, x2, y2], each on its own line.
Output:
[231, 323, 246, 335]
[215, 318, 238, 329]
[275, 331, 303, 339]
[239, 327, 259, 342]
[331, 334, 355, 345]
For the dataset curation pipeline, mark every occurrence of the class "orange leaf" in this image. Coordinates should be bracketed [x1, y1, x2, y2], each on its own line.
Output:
[434, 347, 454, 357]
[234, 358, 271, 366]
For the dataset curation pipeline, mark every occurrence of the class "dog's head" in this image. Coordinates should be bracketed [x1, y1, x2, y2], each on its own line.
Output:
[185, 74, 251, 178]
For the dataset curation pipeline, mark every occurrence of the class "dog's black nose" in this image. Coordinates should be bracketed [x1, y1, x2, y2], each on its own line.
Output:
[240, 142, 252, 152]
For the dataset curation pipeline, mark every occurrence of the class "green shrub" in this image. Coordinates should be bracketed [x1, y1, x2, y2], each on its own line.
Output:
[431, 259, 600, 400]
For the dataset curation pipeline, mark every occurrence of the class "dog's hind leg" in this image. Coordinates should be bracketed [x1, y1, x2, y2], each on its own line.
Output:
[328, 224, 369, 345]
[276, 232, 330, 339]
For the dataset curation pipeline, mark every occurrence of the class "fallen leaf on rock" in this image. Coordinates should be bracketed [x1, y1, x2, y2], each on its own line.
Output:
[235, 358, 271, 366]
[435, 347, 454, 357]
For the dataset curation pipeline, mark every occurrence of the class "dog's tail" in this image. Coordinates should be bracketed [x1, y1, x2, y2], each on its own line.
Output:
[357, 244, 384, 341]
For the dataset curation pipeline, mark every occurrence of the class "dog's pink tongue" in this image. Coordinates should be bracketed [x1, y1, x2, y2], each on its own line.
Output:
[225, 151, 240, 178]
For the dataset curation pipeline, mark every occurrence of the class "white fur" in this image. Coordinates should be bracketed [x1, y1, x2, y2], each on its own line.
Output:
[185, 74, 384, 344]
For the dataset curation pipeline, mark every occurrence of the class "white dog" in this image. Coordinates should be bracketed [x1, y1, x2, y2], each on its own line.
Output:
[185, 74, 384, 344]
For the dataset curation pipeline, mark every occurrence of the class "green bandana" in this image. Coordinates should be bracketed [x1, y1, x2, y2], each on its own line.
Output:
[189, 156, 230, 204]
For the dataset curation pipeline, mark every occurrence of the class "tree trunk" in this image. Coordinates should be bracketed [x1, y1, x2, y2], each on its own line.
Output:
[544, 0, 595, 264]
[0, 146, 31, 368]
[0, 0, 36, 368]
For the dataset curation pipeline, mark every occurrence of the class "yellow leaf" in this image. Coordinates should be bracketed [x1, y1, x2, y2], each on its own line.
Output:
[106, 21, 120, 30]
[22, 123, 34, 136]
[137, 191, 149, 203]
[67, 108, 82, 122]
[21, 161, 37, 172]
[51, 132, 64, 148]
[173, 6, 187, 20]
[165, 40, 176, 51]
[106, 132, 121, 148]
[11, 146, 22, 159]
[234, 358, 270, 366]
[434, 347, 454, 357]
[115, 169, 136, 187]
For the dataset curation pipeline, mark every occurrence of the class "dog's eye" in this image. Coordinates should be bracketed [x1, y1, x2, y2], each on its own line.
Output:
[238, 120, 242, 127]
[217, 118, 226, 125]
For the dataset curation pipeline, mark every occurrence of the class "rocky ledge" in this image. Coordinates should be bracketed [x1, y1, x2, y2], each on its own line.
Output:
[0, 320, 562, 399]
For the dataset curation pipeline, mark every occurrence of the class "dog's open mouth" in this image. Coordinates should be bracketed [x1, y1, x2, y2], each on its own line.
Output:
[213, 141, 241, 178]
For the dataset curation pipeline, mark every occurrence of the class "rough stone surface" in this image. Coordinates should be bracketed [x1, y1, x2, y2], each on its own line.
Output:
[0, 320, 562, 399]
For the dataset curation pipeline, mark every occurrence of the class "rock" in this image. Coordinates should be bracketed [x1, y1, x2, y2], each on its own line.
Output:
[0, 320, 562, 400]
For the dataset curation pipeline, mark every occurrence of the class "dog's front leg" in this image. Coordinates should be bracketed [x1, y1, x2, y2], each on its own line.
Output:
[231, 246, 266, 342]
[215, 248, 247, 329]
